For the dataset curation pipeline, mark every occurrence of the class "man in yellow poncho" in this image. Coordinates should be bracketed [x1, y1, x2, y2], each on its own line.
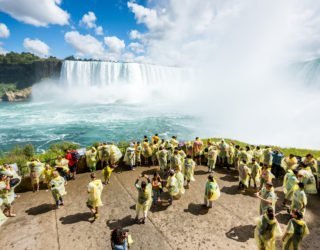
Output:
[184, 155, 195, 188]
[203, 175, 220, 208]
[248, 158, 261, 189]
[152, 133, 160, 144]
[218, 139, 229, 166]
[282, 210, 309, 250]
[50, 171, 67, 209]
[27, 159, 44, 192]
[282, 169, 299, 208]
[207, 143, 218, 173]
[85, 147, 97, 172]
[135, 174, 152, 224]
[255, 182, 277, 215]
[255, 207, 282, 250]
[290, 182, 307, 216]
[87, 173, 103, 220]
[166, 170, 179, 205]
[238, 160, 250, 191]
[156, 146, 168, 173]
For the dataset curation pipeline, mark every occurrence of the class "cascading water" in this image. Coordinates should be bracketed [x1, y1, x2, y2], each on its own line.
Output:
[59, 60, 187, 87]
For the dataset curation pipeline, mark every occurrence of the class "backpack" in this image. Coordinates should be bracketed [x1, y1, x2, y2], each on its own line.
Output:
[71, 151, 80, 161]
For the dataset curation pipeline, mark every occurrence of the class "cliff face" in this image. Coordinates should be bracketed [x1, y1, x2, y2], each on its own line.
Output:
[0, 60, 62, 88]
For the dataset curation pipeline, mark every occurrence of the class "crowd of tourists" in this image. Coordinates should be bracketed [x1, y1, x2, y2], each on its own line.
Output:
[0, 134, 319, 249]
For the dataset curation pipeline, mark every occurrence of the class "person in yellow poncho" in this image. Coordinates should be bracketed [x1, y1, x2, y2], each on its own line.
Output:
[135, 174, 152, 224]
[55, 156, 70, 183]
[102, 164, 117, 185]
[124, 143, 136, 170]
[281, 154, 298, 172]
[0, 173, 16, 217]
[184, 155, 195, 188]
[255, 182, 277, 215]
[282, 209, 309, 250]
[263, 147, 273, 167]
[253, 146, 263, 164]
[156, 146, 168, 173]
[207, 143, 218, 173]
[151, 141, 159, 166]
[87, 173, 103, 220]
[175, 168, 185, 195]
[193, 137, 203, 165]
[43, 164, 54, 191]
[142, 139, 152, 166]
[98, 143, 110, 169]
[203, 175, 220, 208]
[170, 149, 182, 171]
[86, 147, 97, 172]
[260, 164, 275, 189]
[255, 207, 282, 250]
[166, 170, 179, 205]
[170, 136, 179, 149]
[248, 158, 261, 190]
[298, 164, 317, 194]
[134, 142, 142, 167]
[238, 160, 250, 191]
[27, 159, 44, 192]
[49, 171, 67, 209]
[282, 169, 299, 207]
[290, 182, 307, 216]
[152, 133, 160, 144]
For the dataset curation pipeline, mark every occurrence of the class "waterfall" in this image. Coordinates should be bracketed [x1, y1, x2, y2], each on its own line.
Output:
[292, 58, 320, 86]
[60, 60, 186, 87]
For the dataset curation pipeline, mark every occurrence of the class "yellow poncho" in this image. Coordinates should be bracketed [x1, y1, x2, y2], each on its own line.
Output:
[87, 179, 103, 208]
[204, 179, 220, 201]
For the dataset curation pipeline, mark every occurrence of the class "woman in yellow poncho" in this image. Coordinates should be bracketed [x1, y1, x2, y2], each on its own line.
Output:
[290, 182, 307, 216]
[87, 173, 103, 220]
[255, 207, 282, 250]
[0, 173, 16, 217]
[204, 175, 220, 208]
[282, 209, 309, 250]
[49, 171, 66, 208]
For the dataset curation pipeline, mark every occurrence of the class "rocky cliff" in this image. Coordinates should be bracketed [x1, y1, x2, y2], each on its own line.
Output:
[0, 60, 62, 89]
[2, 87, 32, 102]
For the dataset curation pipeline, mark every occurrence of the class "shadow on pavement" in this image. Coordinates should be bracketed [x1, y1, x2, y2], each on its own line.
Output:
[220, 175, 239, 182]
[106, 215, 136, 230]
[184, 203, 209, 216]
[59, 212, 93, 224]
[194, 170, 209, 175]
[276, 212, 291, 225]
[25, 203, 55, 215]
[220, 186, 239, 195]
[225, 224, 255, 242]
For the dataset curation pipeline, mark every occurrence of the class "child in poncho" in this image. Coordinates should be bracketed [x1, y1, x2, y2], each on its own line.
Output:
[50, 171, 67, 209]
[102, 164, 117, 185]
[204, 175, 220, 208]
[87, 173, 103, 220]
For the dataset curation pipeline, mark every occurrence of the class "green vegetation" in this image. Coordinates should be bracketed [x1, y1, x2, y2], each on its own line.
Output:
[0, 83, 17, 97]
[0, 52, 60, 64]
[0, 139, 319, 177]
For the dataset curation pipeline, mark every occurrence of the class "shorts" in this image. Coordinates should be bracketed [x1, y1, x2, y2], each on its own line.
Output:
[69, 164, 77, 173]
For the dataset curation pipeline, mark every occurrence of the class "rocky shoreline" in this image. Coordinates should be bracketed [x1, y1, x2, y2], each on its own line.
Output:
[0, 87, 32, 102]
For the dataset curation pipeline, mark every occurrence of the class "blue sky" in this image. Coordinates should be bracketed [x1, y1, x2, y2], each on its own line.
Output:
[0, 0, 149, 59]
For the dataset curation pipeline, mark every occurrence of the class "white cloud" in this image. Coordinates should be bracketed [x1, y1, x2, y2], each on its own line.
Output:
[127, 2, 168, 31]
[0, 23, 10, 38]
[95, 26, 104, 35]
[104, 36, 125, 53]
[0, 0, 69, 27]
[128, 42, 144, 54]
[129, 29, 142, 40]
[23, 38, 50, 57]
[80, 11, 104, 36]
[65, 31, 106, 59]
